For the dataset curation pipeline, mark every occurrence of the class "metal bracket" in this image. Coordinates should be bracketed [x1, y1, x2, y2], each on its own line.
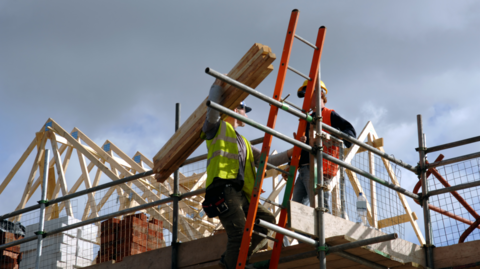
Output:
[314, 116, 323, 122]
[316, 184, 329, 191]
[170, 193, 182, 200]
[317, 245, 329, 255]
[37, 199, 49, 206]
[312, 145, 323, 153]
[320, 131, 331, 140]
[315, 207, 329, 213]
[34, 231, 47, 238]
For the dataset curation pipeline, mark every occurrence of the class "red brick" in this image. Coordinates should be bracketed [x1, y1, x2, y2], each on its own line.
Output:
[123, 213, 147, 222]
[117, 242, 147, 253]
[100, 218, 120, 233]
[147, 229, 157, 237]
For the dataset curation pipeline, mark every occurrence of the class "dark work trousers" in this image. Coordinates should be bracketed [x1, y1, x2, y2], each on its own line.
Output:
[292, 165, 331, 212]
[219, 185, 276, 269]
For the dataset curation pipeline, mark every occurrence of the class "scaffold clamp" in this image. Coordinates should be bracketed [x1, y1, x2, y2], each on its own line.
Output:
[312, 145, 323, 153]
[317, 245, 329, 254]
[170, 193, 182, 200]
[37, 199, 49, 206]
[34, 231, 47, 238]
[315, 207, 329, 213]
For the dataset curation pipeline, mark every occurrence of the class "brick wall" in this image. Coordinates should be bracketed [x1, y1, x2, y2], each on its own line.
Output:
[96, 214, 164, 264]
[0, 232, 24, 269]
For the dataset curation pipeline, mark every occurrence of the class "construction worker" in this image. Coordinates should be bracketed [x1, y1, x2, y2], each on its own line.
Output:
[284, 79, 356, 212]
[202, 78, 293, 269]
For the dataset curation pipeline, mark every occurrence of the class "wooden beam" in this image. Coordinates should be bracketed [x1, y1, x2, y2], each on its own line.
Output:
[154, 43, 276, 182]
[368, 133, 378, 228]
[55, 155, 94, 217]
[77, 149, 99, 220]
[12, 133, 47, 222]
[49, 120, 191, 242]
[45, 145, 70, 220]
[0, 137, 36, 195]
[378, 212, 418, 229]
[49, 132, 74, 217]
[356, 137, 383, 154]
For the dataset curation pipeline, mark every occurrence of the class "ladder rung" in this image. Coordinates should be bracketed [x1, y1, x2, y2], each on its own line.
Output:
[294, 34, 318, 50]
[283, 99, 305, 112]
[260, 197, 285, 209]
[252, 229, 279, 242]
[287, 66, 310, 80]
[266, 163, 292, 177]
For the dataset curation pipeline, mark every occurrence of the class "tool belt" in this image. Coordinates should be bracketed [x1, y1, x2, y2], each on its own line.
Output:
[202, 185, 230, 218]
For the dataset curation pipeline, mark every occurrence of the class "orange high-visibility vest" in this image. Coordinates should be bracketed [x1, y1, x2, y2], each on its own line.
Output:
[321, 108, 339, 178]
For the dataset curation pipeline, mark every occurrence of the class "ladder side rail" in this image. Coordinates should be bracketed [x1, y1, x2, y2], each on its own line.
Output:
[235, 9, 300, 269]
[269, 26, 326, 269]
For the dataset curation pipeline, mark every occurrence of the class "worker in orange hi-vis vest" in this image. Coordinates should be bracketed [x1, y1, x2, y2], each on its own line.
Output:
[283, 79, 356, 212]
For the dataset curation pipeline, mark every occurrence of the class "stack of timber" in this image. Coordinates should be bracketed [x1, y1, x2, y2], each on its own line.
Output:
[0, 232, 24, 269]
[154, 43, 276, 182]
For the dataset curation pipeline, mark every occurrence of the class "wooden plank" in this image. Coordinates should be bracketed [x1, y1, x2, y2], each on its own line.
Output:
[154, 43, 276, 182]
[434, 239, 480, 268]
[0, 137, 36, 195]
[378, 212, 418, 229]
[368, 133, 378, 228]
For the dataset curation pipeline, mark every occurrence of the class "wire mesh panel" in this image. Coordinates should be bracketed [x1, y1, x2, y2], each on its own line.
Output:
[178, 160, 220, 241]
[16, 200, 80, 269]
[343, 146, 405, 239]
[429, 158, 480, 247]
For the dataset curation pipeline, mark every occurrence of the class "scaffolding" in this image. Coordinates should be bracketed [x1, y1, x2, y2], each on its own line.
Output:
[2, 9, 480, 269]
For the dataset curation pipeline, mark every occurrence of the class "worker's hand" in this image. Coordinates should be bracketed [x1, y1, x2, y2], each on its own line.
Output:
[282, 165, 290, 181]
[293, 132, 307, 143]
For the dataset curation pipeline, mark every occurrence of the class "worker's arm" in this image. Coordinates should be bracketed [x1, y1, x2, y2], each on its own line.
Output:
[252, 134, 306, 166]
[330, 111, 356, 148]
[252, 147, 290, 166]
[202, 79, 224, 140]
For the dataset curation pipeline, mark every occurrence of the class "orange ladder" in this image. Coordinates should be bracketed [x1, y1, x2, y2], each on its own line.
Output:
[234, 9, 327, 269]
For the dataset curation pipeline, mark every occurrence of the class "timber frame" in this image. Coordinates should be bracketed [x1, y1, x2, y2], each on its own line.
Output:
[0, 118, 286, 244]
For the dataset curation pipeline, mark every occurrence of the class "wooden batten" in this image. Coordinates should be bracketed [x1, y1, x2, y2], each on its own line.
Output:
[378, 212, 418, 229]
[153, 43, 276, 182]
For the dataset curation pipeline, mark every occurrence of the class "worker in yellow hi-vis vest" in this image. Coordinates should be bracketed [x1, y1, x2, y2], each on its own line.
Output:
[201, 78, 295, 269]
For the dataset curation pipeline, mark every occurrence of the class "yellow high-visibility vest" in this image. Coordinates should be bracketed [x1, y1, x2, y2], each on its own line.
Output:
[205, 121, 256, 201]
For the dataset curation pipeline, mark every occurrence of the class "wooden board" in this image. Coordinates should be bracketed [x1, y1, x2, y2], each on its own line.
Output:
[153, 43, 276, 182]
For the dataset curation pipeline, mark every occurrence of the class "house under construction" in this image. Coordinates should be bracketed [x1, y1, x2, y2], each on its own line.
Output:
[1, 9, 480, 269]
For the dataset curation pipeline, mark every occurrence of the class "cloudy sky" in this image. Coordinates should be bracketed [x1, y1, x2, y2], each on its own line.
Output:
[1, 1, 480, 245]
